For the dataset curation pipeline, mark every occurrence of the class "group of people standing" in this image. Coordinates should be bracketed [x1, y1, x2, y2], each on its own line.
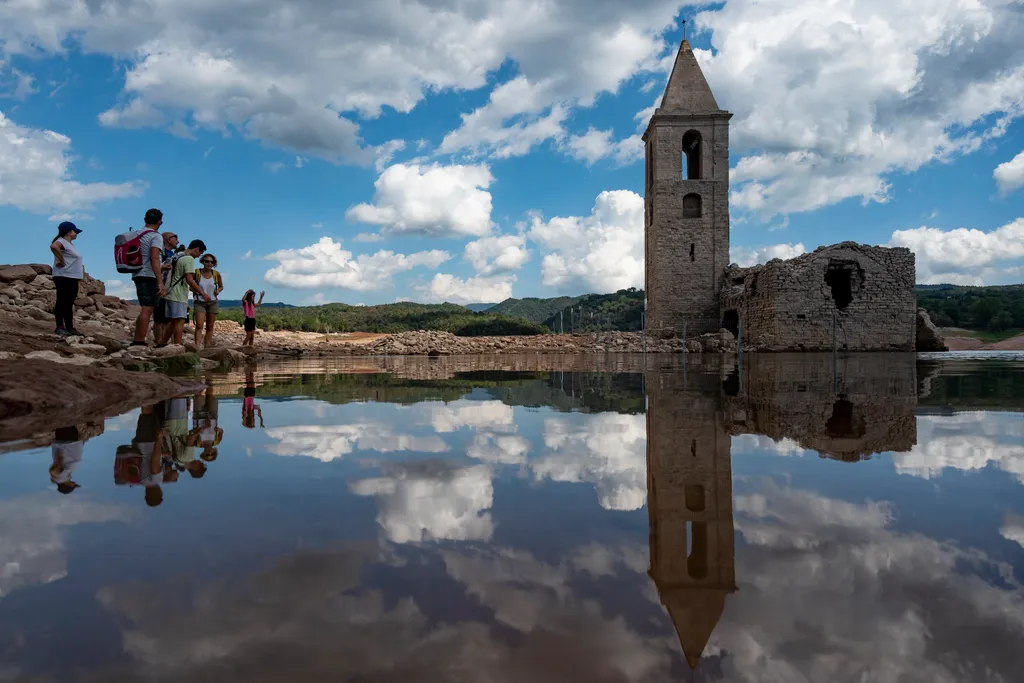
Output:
[48, 208, 267, 347]
[128, 208, 222, 348]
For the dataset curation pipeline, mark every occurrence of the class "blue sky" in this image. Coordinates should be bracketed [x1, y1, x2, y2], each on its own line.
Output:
[1, 0, 1023, 305]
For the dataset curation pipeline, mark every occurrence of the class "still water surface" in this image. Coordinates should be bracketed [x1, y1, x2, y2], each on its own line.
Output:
[1, 353, 1022, 681]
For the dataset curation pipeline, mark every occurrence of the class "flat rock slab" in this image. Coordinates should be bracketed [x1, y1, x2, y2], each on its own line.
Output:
[0, 359, 204, 443]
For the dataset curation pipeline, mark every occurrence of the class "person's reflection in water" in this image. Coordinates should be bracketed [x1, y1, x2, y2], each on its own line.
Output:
[242, 373, 264, 429]
[165, 395, 207, 479]
[49, 425, 84, 494]
[194, 379, 223, 463]
[114, 402, 168, 507]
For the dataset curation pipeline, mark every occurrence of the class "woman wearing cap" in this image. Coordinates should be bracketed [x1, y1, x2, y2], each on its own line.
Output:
[49, 221, 84, 336]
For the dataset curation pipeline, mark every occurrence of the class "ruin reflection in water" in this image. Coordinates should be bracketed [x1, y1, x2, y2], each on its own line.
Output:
[0, 353, 1021, 681]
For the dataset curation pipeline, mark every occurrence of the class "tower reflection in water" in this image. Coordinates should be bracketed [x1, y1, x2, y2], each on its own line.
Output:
[646, 360, 737, 672]
[645, 353, 920, 670]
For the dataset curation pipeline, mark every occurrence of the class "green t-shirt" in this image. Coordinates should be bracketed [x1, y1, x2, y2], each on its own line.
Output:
[166, 254, 196, 303]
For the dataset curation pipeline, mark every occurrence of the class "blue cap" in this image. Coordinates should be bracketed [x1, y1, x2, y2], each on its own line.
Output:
[57, 221, 81, 236]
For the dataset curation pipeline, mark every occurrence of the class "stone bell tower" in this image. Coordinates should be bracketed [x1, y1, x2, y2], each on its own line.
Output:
[643, 39, 732, 338]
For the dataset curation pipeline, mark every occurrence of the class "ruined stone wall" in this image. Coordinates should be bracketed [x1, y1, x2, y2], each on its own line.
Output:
[721, 243, 916, 351]
[723, 354, 918, 461]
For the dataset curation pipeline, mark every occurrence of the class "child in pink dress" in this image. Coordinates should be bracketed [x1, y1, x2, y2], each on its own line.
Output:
[241, 289, 264, 347]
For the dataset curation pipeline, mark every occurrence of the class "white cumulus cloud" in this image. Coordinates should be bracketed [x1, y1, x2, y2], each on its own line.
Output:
[889, 218, 1024, 285]
[417, 273, 515, 305]
[562, 128, 642, 167]
[528, 190, 644, 293]
[532, 413, 647, 511]
[266, 423, 449, 462]
[994, 150, 1024, 195]
[264, 236, 449, 291]
[0, 112, 142, 214]
[730, 243, 807, 268]
[697, 0, 1024, 219]
[346, 163, 494, 238]
[464, 234, 529, 276]
[350, 461, 494, 543]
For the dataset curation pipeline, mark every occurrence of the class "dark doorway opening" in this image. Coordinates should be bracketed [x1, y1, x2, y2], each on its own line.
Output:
[825, 261, 864, 310]
[722, 369, 740, 397]
[722, 309, 739, 338]
[826, 398, 865, 438]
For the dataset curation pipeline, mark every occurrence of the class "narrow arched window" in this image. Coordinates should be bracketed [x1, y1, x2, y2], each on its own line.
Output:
[683, 193, 702, 218]
[682, 130, 702, 180]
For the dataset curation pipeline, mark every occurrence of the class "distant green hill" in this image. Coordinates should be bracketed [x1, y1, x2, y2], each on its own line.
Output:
[206, 283, 1023, 336]
[542, 289, 645, 333]
[218, 301, 546, 336]
[915, 284, 1024, 331]
[487, 296, 584, 323]
[217, 299, 292, 309]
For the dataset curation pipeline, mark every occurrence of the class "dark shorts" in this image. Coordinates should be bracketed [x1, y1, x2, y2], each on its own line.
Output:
[244, 317, 256, 332]
[153, 299, 168, 323]
[243, 386, 256, 398]
[133, 277, 160, 308]
[134, 404, 164, 443]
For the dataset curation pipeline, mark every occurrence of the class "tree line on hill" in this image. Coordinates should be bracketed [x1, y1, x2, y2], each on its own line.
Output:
[216, 284, 1022, 336]
[217, 302, 547, 336]
[916, 284, 1024, 331]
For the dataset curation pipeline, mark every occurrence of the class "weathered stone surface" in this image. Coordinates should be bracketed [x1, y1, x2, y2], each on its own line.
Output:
[916, 308, 948, 352]
[0, 265, 38, 283]
[25, 350, 98, 365]
[28, 264, 52, 276]
[720, 243, 917, 352]
[641, 39, 919, 353]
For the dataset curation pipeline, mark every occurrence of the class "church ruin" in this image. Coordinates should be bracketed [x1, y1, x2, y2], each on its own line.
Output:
[643, 40, 918, 351]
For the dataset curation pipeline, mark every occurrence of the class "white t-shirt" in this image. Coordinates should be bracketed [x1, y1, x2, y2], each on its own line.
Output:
[196, 273, 218, 301]
[52, 238, 84, 279]
[131, 230, 165, 280]
[50, 441, 84, 483]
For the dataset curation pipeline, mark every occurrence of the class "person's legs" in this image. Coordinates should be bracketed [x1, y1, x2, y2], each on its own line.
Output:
[162, 301, 188, 345]
[132, 278, 159, 344]
[193, 306, 206, 347]
[205, 311, 217, 347]
[64, 277, 80, 332]
[53, 276, 73, 332]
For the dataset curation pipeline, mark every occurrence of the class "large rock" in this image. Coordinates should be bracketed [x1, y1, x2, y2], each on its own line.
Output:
[80, 274, 105, 296]
[28, 264, 52, 276]
[0, 265, 38, 284]
[916, 309, 948, 352]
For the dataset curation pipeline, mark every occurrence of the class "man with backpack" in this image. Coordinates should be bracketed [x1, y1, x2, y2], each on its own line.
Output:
[128, 209, 167, 347]
[157, 239, 212, 346]
[151, 230, 179, 345]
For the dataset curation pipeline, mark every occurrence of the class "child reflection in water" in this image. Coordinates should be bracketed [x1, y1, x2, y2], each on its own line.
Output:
[242, 372, 264, 429]
[50, 425, 85, 494]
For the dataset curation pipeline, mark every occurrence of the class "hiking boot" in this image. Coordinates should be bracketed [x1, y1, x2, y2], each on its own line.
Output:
[54, 327, 69, 336]
[66, 328, 84, 337]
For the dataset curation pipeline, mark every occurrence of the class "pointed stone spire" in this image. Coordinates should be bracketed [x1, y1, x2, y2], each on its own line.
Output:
[664, 590, 729, 670]
[659, 40, 721, 114]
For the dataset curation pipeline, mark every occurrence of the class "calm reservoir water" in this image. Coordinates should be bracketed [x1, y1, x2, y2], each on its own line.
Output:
[1, 353, 1022, 682]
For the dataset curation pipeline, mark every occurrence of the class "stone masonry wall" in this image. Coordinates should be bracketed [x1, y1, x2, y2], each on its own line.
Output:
[720, 242, 916, 351]
[645, 115, 731, 339]
[723, 353, 918, 461]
